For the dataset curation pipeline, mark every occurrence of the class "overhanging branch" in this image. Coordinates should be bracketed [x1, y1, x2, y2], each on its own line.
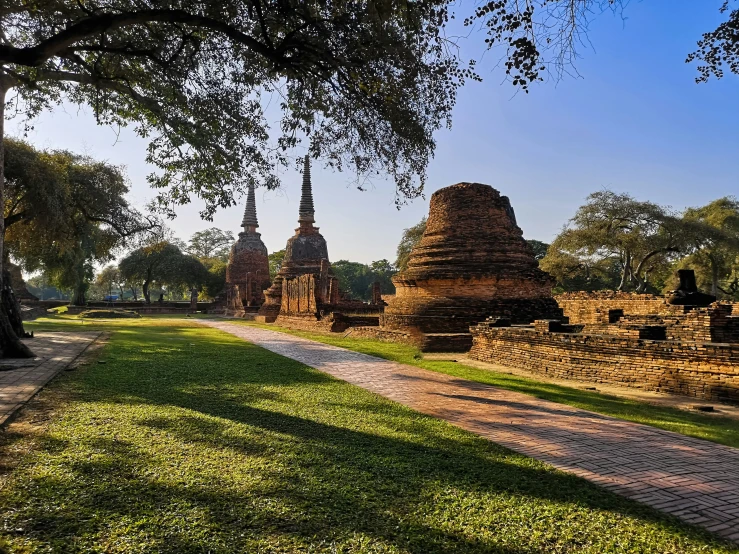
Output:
[0, 9, 279, 67]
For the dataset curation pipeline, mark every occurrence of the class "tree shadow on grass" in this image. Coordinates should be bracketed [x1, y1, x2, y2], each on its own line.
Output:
[1, 325, 733, 553]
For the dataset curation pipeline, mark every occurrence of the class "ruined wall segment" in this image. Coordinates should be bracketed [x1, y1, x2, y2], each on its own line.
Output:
[469, 322, 739, 402]
[382, 183, 562, 334]
[471, 278, 739, 402]
[556, 291, 677, 325]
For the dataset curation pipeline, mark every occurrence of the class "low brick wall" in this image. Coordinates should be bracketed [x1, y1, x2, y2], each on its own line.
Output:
[556, 292, 677, 324]
[348, 326, 420, 346]
[274, 315, 337, 333]
[347, 327, 472, 352]
[274, 313, 380, 334]
[469, 324, 739, 402]
[21, 305, 49, 321]
[420, 333, 473, 353]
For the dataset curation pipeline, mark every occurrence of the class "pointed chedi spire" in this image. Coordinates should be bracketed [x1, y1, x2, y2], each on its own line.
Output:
[298, 155, 315, 226]
[241, 183, 259, 232]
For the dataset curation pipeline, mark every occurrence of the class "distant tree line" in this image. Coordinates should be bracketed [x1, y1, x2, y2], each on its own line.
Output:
[4, 138, 159, 306]
[93, 227, 232, 303]
[266, 249, 396, 302]
[540, 192, 739, 298]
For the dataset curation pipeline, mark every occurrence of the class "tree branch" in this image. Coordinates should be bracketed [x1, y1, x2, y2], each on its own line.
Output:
[0, 10, 279, 67]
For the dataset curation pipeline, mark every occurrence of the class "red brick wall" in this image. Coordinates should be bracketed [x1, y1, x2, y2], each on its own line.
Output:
[281, 274, 319, 316]
[469, 325, 739, 402]
[556, 292, 679, 324]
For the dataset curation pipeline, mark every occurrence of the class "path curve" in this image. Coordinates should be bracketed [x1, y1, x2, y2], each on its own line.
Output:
[201, 320, 739, 543]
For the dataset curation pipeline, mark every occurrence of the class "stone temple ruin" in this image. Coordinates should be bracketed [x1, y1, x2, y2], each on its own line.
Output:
[354, 183, 563, 351]
[224, 183, 271, 316]
[221, 172, 738, 403]
[255, 156, 382, 328]
[469, 270, 739, 402]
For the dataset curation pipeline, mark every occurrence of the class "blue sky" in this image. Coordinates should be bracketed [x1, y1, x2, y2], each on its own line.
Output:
[6, 0, 738, 265]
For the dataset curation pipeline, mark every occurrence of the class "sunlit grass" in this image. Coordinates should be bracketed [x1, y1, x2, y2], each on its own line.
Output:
[225, 320, 739, 449]
[0, 316, 732, 552]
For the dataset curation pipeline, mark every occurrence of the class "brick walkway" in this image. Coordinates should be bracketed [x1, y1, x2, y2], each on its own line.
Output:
[0, 332, 102, 426]
[201, 320, 739, 543]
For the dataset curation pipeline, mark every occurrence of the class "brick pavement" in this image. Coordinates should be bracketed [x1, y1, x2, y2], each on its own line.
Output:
[0, 332, 102, 427]
[201, 320, 739, 543]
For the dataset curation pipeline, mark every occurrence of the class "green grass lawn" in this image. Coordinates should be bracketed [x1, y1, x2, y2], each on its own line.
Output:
[223, 320, 739, 449]
[0, 316, 735, 553]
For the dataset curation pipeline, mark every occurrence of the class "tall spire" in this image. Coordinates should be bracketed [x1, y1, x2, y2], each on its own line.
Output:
[298, 155, 315, 225]
[241, 183, 259, 231]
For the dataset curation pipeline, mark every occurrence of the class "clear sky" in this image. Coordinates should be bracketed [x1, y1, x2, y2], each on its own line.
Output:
[5, 0, 738, 265]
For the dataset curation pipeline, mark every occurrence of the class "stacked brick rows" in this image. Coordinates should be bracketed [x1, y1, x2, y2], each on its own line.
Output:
[469, 324, 739, 402]
[378, 183, 562, 350]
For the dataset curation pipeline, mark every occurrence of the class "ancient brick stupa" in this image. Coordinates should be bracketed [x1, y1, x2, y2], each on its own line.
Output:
[224, 183, 271, 313]
[257, 156, 331, 322]
[382, 182, 562, 340]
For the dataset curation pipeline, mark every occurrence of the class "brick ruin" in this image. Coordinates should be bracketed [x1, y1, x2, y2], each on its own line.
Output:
[469, 283, 739, 402]
[224, 183, 271, 316]
[221, 173, 739, 403]
[256, 156, 382, 328]
[354, 183, 562, 351]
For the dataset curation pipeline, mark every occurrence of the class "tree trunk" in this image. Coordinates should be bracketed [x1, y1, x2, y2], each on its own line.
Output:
[0, 81, 34, 358]
[143, 280, 151, 304]
[4, 269, 30, 338]
[618, 251, 631, 291]
[72, 283, 86, 306]
[711, 257, 720, 297]
[72, 260, 87, 306]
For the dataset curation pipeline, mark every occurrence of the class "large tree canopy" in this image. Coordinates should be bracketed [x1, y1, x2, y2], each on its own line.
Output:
[0, 0, 476, 214]
[4, 140, 157, 305]
[2, 1, 736, 218]
[119, 241, 210, 303]
[187, 228, 234, 262]
[4, 139, 156, 263]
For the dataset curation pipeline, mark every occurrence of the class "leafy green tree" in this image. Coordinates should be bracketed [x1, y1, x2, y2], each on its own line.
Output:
[542, 191, 738, 293]
[332, 259, 397, 301]
[268, 250, 286, 282]
[0, 0, 475, 223]
[545, 191, 703, 292]
[201, 259, 227, 300]
[332, 261, 374, 301]
[187, 228, 234, 262]
[159, 254, 210, 301]
[680, 197, 739, 297]
[119, 242, 183, 304]
[26, 273, 69, 300]
[3, 138, 68, 240]
[539, 248, 623, 294]
[526, 240, 550, 262]
[369, 259, 397, 295]
[95, 265, 122, 299]
[395, 217, 427, 272]
[7, 146, 156, 306]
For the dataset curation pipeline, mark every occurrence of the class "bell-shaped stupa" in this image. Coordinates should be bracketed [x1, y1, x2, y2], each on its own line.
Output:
[257, 156, 331, 321]
[225, 183, 271, 312]
[382, 182, 562, 333]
